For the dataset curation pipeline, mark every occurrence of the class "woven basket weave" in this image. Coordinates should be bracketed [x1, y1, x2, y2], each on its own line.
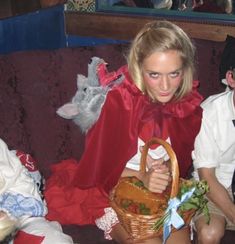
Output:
[110, 137, 195, 241]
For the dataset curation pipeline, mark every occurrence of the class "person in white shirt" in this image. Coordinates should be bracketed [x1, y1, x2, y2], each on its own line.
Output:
[0, 138, 73, 244]
[192, 69, 235, 244]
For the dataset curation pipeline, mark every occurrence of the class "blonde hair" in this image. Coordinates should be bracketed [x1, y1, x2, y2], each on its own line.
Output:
[0, 212, 17, 242]
[127, 20, 196, 101]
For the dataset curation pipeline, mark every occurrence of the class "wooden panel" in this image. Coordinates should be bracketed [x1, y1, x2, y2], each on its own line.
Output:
[65, 12, 235, 42]
[0, 0, 12, 19]
[0, 0, 64, 19]
[11, 0, 41, 16]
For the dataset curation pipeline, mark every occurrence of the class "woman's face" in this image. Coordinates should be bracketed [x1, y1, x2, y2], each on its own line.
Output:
[142, 50, 183, 104]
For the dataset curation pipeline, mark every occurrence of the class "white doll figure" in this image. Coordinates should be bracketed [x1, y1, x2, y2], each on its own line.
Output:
[0, 138, 73, 244]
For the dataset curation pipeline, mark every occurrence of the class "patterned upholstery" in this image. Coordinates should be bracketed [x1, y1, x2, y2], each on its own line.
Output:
[0, 44, 127, 179]
[0, 41, 230, 243]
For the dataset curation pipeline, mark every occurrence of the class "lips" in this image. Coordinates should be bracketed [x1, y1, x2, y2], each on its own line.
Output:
[159, 92, 171, 97]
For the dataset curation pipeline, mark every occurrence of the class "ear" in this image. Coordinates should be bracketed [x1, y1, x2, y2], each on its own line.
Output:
[226, 70, 235, 89]
[77, 74, 87, 88]
[56, 103, 79, 119]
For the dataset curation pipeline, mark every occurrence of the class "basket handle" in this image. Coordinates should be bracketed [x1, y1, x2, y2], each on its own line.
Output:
[140, 137, 179, 199]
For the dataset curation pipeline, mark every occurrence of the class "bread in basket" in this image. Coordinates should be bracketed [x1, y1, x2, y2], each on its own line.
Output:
[110, 137, 209, 241]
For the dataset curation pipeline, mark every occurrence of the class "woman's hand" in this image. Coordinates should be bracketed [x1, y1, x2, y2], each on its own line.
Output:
[143, 162, 171, 193]
[139, 146, 171, 193]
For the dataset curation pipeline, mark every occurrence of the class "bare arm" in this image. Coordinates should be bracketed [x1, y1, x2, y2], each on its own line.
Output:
[198, 167, 235, 224]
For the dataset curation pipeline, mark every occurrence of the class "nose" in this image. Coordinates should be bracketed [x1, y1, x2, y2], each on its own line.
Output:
[160, 75, 170, 91]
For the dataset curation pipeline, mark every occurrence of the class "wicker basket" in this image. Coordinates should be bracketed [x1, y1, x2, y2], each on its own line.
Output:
[110, 137, 196, 241]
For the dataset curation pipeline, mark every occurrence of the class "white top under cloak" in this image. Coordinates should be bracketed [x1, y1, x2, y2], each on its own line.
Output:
[126, 137, 171, 171]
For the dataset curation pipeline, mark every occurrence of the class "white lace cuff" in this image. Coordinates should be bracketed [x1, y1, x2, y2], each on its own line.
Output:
[95, 207, 119, 240]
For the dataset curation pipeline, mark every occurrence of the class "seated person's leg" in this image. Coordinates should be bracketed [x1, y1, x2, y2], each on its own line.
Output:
[110, 223, 163, 244]
[195, 213, 225, 244]
[140, 227, 190, 244]
[194, 185, 235, 244]
[110, 223, 191, 244]
[110, 223, 135, 244]
[165, 227, 191, 244]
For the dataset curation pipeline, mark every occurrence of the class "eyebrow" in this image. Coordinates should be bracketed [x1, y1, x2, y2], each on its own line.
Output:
[145, 68, 183, 74]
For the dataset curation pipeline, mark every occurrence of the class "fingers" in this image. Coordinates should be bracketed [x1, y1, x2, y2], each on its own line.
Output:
[139, 146, 169, 171]
[139, 145, 172, 194]
[152, 162, 168, 172]
[151, 158, 164, 168]
[146, 170, 171, 193]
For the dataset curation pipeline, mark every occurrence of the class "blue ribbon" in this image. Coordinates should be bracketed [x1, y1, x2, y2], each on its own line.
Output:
[162, 187, 195, 244]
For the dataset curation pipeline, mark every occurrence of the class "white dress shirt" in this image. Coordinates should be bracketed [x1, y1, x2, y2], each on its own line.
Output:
[192, 90, 235, 188]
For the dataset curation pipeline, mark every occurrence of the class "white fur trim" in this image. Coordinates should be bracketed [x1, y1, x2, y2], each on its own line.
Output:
[95, 207, 119, 240]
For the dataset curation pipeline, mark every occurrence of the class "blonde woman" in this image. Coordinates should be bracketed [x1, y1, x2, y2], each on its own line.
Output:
[45, 20, 203, 244]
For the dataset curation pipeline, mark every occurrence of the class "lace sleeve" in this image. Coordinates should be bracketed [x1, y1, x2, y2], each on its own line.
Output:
[95, 207, 119, 240]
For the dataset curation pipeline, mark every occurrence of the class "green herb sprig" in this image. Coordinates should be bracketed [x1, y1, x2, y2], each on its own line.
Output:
[152, 180, 210, 231]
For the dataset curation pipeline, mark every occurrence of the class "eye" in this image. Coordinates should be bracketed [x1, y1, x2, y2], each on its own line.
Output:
[83, 87, 87, 92]
[149, 72, 160, 79]
[169, 71, 181, 78]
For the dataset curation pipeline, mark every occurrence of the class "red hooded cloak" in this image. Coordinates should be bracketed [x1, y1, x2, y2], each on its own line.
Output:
[45, 65, 203, 225]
